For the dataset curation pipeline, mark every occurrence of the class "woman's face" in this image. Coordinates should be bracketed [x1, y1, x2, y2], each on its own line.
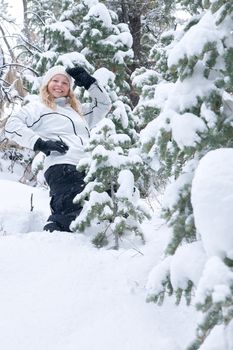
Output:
[47, 74, 70, 98]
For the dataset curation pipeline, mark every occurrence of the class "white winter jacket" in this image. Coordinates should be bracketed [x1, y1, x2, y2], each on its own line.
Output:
[5, 82, 111, 170]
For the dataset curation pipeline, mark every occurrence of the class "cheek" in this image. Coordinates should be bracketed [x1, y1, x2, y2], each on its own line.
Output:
[65, 86, 70, 94]
[47, 83, 53, 94]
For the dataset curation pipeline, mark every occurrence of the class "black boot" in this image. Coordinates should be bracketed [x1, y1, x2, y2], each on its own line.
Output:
[44, 221, 64, 232]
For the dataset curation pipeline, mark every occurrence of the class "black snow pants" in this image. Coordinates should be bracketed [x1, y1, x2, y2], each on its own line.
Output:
[44, 164, 86, 232]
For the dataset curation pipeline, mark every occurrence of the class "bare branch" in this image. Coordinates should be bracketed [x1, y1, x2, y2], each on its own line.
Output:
[1, 63, 39, 76]
[0, 24, 15, 61]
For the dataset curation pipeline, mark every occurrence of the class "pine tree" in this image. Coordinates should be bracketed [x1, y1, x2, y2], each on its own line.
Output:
[103, 0, 175, 66]
[131, 28, 179, 194]
[142, 0, 233, 348]
[142, 0, 233, 255]
[102, 0, 176, 108]
[79, 0, 133, 93]
[70, 114, 150, 248]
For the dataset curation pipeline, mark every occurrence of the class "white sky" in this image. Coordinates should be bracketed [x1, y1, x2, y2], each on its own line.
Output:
[7, 0, 24, 24]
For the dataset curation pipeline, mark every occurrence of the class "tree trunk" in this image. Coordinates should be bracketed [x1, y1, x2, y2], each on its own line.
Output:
[22, 0, 31, 42]
[129, 14, 141, 64]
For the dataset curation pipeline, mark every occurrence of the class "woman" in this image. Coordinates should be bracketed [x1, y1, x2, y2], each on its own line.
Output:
[5, 65, 111, 232]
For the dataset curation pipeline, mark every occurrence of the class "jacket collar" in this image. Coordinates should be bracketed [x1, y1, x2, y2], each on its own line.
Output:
[54, 97, 70, 107]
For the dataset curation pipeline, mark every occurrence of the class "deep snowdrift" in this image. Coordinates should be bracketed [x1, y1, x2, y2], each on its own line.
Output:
[0, 179, 196, 349]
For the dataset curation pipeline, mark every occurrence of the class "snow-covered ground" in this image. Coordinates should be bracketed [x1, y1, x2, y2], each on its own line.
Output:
[0, 175, 197, 350]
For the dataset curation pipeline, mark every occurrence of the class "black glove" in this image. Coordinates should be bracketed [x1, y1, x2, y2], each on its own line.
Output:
[33, 138, 69, 156]
[66, 66, 96, 90]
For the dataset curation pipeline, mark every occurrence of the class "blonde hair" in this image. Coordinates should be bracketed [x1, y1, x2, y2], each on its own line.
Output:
[40, 84, 82, 115]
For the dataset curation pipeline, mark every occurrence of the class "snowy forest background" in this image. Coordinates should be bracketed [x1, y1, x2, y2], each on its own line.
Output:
[1, 0, 233, 349]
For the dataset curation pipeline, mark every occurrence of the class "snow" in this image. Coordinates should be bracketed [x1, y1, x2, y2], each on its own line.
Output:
[0, 175, 197, 350]
[167, 12, 224, 68]
[108, 133, 131, 145]
[0, 180, 49, 234]
[100, 32, 133, 48]
[162, 170, 194, 210]
[84, 0, 99, 8]
[82, 1, 133, 66]
[46, 21, 76, 41]
[165, 69, 215, 112]
[170, 241, 206, 290]
[112, 100, 129, 128]
[189, 149, 233, 349]
[114, 48, 134, 64]
[132, 69, 159, 89]
[146, 255, 172, 296]
[198, 325, 227, 350]
[93, 67, 115, 87]
[171, 112, 207, 149]
[222, 91, 233, 123]
[194, 255, 233, 305]
[3, 3, 233, 347]
[84, 3, 112, 28]
[191, 148, 233, 258]
[140, 70, 214, 151]
[116, 169, 135, 201]
[57, 52, 94, 72]
[200, 103, 217, 128]
[71, 190, 113, 230]
[140, 111, 170, 146]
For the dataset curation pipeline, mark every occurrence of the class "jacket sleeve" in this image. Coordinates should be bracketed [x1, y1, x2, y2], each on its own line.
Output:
[4, 102, 40, 149]
[82, 81, 112, 129]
